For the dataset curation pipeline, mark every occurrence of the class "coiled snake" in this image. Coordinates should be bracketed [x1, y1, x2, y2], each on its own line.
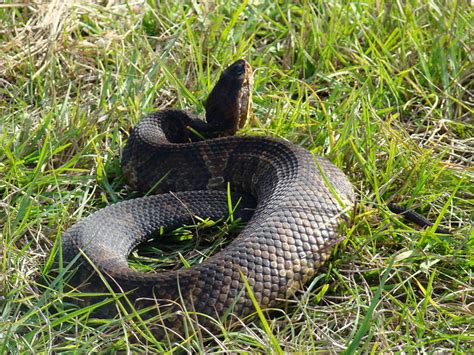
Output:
[59, 60, 355, 334]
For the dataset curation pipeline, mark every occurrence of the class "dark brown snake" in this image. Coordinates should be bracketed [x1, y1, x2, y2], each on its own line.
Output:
[59, 60, 355, 335]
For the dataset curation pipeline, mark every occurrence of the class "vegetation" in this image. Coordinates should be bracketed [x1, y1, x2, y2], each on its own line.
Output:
[1, 0, 472, 353]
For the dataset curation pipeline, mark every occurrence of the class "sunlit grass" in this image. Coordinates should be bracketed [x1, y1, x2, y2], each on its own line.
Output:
[0, 0, 472, 352]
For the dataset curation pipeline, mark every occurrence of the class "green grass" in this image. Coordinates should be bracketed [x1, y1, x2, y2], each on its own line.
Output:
[1, 0, 473, 352]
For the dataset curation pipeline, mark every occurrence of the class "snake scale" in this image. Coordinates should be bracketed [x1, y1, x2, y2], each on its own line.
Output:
[59, 60, 355, 334]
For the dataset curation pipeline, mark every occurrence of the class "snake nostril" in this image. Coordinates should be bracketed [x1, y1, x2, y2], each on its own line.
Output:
[230, 60, 245, 76]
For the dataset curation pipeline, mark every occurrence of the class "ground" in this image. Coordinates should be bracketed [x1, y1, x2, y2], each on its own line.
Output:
[0, 1, 472, 353]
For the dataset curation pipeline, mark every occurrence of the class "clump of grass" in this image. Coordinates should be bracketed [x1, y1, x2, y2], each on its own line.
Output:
[1, 0, 472, 353]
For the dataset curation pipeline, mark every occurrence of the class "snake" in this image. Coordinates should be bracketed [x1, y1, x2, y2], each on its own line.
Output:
[59, 60, 355, 335]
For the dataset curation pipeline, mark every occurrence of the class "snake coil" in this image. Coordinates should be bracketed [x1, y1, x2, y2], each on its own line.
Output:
[59, 60, 355, 335]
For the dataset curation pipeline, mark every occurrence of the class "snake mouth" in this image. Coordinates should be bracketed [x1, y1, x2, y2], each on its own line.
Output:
[238, 61, 254, 129]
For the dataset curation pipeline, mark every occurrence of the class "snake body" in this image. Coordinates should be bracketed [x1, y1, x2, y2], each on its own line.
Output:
[60, 60, 355, 333]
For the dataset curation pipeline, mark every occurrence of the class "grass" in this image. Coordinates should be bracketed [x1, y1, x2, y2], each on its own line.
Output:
[0, 0, 473, 352]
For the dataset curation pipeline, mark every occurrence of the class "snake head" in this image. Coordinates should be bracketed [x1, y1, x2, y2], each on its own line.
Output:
[204, 59, 253, 136]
